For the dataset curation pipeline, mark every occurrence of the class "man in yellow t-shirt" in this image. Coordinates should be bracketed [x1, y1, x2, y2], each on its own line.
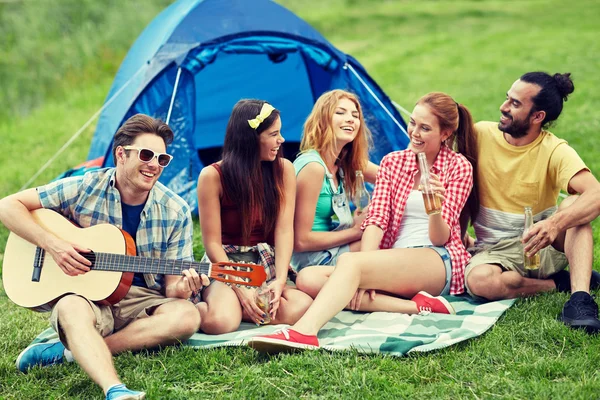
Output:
[465, 72, 600, 334]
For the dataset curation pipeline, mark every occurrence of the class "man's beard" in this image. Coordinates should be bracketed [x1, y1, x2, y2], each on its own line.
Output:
[498, 112, 531, 139]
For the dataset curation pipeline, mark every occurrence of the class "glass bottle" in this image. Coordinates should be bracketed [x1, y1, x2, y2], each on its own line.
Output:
[353, 170, 370, 214]
[254, 282, 272, 324]
[417, 152, 442, 215]
[523, 206, 541, 270]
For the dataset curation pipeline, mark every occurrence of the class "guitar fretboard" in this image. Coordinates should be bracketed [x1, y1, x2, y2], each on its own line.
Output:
[86, 252, 211, 275]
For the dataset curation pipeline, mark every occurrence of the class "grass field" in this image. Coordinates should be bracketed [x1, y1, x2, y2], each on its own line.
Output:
[1, 0, 600, 398]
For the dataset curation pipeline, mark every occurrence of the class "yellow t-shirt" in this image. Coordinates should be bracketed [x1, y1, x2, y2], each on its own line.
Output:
[473, 121, 588, 244]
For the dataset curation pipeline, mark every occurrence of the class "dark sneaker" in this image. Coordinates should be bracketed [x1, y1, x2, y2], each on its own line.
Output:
[105, 384, 145, 400]
[559, 291, 600, 334]
[551, 269, 600, 293]
[16, 342, 65, 373]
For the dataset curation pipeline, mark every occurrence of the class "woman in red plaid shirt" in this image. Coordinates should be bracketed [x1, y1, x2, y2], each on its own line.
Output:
[249, 92, 479, 353]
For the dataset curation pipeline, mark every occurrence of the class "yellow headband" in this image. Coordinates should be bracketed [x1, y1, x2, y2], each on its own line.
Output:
[248, 103, 275, 129]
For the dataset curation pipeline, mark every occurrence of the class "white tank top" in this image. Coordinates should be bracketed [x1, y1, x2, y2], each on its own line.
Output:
[392, 190, 433, 248]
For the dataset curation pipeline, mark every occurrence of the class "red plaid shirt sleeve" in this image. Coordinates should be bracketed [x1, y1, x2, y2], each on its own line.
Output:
[440, 154, 473, 230]
[362, 153, 395, 232]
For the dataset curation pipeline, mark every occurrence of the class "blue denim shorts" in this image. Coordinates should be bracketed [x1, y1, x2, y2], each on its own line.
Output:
[408, 245, 452, 296]
[290, 244, 351, 273]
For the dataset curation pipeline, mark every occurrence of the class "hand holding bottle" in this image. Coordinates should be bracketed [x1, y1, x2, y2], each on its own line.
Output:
[428, 173, 446, 203]
[522, 206, 541, 270]
[417, 153, 443, 215]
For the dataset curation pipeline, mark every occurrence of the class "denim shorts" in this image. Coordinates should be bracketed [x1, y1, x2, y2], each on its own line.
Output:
[408, 245, 453, 296]
[290, 244, 351, 273]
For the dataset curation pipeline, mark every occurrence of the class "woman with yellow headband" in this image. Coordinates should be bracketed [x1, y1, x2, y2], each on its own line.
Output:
[191, 99, 312, 333]
[291, 90, 378, 300]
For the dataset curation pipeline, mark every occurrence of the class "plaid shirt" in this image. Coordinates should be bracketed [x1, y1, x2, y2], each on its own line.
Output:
[37, 168, 194, 291]
[362, 146, 473, 295]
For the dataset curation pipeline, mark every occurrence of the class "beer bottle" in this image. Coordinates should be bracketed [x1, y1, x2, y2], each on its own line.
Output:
[417, 152, 442, 215]
[353, 170, 370, 214]
[523, 206, 541, 270]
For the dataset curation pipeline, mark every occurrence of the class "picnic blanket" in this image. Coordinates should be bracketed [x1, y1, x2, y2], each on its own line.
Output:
[30, 296, 514, 357]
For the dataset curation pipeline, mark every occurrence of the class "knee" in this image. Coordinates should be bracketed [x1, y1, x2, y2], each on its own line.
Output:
[55, 295, 94, 327]
[296, 270, 324, 298]
[199, 306, 241, 335]
[466, 266, 498, 297]
[295, 270, 314, 295]
[275, 290, 312, 325]
[280, 293, 312, 324]
[168, 300, 201, 338]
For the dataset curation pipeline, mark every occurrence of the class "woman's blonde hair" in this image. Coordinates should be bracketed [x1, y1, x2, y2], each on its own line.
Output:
[300, 89, 372, 197]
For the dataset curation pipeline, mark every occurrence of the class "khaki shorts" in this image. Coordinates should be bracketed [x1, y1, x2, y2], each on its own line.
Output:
[464, 237, 568, 297]
[50, 286, 177, 348]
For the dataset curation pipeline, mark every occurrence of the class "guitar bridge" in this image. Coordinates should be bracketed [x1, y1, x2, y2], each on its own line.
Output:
[32, 247, 45, 282]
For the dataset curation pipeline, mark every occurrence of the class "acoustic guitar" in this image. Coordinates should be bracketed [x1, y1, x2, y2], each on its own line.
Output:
[2, 209, 266, 311]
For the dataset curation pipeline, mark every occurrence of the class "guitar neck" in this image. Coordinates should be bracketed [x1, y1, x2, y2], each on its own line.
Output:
[86, 252, 210, 276]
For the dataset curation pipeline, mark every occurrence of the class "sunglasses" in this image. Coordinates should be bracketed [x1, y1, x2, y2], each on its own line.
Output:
[122, 146, 173, 167]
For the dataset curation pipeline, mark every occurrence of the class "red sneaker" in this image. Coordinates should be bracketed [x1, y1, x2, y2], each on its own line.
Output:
[411, 291, 456, 315]
[247, 328, 319, 354]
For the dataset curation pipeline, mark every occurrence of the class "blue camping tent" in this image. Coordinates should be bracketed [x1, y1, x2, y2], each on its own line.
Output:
[89, 0, 408, 211]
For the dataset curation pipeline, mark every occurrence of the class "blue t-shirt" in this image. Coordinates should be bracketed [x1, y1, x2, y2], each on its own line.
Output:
[121, 202, 146, 287]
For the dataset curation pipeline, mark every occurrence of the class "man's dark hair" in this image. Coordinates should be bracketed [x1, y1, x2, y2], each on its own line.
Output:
[520, 72, 575, 128]
[112, 114, 174, 164]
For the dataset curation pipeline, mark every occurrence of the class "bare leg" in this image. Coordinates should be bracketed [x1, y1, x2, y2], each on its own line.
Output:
[296, 266, 334, 298]
[196, 281, 243, 334]
[563, 223, 593, 293]
[292, 248, 447, 335]
[466, 264, 555, 300]
[270, 286, 313, 325]
[55, 296, 120, 392]
[105, 299, 200, 354]
[296, 266, 428, 312]
[553, 195, 593, 293]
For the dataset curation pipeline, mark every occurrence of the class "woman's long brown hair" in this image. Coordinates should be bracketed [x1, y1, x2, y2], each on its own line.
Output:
[221, 99, 284, 243]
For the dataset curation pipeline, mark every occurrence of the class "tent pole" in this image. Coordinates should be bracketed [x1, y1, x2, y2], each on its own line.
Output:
[18, 65, 146, 191]
[166, 67, 182, 125]
[344, 63, 409, 138]
[391, 100, 411, 118]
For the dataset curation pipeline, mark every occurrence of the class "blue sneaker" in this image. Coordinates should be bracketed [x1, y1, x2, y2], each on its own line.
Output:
[16, 341, 65, 373]
[105, 384, 146, 400]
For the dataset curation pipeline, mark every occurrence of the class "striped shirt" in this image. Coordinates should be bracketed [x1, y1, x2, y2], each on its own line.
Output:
[362, 146, 473, 295]
[473, 121, 588, 245]
[37, 168, 194, 291]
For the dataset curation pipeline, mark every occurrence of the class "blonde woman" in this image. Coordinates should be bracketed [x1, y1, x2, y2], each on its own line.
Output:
[291, 90, 377, 298]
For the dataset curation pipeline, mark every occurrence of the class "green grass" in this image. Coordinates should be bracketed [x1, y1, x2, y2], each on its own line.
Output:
[1, 0, 600, 398]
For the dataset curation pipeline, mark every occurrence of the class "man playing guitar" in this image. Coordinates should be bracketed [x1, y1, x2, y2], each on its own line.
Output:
[0, 114, 207, 400]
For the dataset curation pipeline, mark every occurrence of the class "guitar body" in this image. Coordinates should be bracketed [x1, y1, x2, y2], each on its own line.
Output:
[3, 209, 135, 311]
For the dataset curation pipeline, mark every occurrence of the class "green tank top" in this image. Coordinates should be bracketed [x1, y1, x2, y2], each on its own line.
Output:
[293, 150, 340, 232]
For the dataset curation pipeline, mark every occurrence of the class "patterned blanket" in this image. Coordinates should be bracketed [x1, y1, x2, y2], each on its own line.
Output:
[31, 296, 514, 357]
